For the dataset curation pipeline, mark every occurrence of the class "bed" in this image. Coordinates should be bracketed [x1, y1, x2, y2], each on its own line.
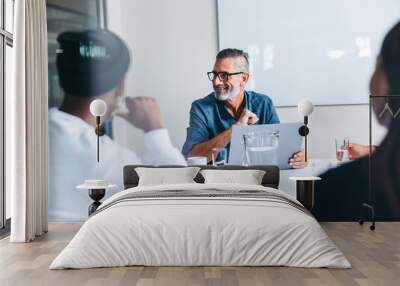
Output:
[50, 165, 350, 269]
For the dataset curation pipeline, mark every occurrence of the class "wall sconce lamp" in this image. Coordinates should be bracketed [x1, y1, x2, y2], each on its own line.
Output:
[89, 99, 107, 162]
[297, 99, 314, 162]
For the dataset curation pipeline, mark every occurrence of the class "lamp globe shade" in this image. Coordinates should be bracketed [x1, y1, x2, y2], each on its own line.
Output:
[298, 99, 314, 116]
[90, 99, 107, 117]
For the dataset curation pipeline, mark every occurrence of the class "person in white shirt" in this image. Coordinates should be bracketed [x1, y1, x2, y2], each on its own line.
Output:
[49, 30, 185, 221]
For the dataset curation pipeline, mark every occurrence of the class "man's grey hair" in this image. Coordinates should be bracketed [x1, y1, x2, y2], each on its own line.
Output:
[216, 48, 249, 73]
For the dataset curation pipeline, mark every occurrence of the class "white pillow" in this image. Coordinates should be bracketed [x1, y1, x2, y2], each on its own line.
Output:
[135, 167, 200, 186]
[200, 169, 266, 185]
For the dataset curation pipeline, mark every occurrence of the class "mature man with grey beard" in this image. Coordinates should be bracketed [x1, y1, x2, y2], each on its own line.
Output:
[182, 48, 306, 168]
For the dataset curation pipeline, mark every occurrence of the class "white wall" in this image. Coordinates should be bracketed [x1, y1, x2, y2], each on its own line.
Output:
[107, 0, 218, 156]
[107, 0, 387, 160]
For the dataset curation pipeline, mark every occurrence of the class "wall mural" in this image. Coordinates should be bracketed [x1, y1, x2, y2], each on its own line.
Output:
[46, 1, 400, 223]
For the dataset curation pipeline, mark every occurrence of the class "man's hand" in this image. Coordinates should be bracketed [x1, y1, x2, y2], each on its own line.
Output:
[348, 143, 375, 160]
[289, 149, 308, 169]
[236, 109, 259, 126]
[116, 96, 163, 132]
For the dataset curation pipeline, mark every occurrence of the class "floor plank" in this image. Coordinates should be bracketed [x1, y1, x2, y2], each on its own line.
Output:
[0, 222, 399, 286]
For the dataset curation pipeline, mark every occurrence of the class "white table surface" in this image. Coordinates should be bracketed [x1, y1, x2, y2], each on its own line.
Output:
[279, 158, 339, 198]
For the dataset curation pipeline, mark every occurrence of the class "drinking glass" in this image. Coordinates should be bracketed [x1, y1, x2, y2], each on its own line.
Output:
[212, 148, 227, 166]
[335, 138, 350, 162]
[187, 156, 207, 166]
[242, 131, 279, 166]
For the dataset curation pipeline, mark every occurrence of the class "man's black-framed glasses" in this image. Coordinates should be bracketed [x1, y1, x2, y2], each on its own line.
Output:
[207, 71, 244, 81]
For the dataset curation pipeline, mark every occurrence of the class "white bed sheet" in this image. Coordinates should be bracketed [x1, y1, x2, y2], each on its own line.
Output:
[50, 183, 350, 269]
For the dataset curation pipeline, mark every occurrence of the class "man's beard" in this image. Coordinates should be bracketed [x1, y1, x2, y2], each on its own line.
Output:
[214, 82, 240, 101]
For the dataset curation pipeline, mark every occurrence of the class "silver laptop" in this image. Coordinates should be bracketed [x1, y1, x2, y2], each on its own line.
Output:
[228, 123, 303, 169]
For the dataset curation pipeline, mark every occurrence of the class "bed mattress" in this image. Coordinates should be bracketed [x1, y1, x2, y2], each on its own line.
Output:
[50, 183, 350, 269]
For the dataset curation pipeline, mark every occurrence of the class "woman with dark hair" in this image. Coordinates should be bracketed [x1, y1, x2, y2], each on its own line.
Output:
[312, 21, 400, 221]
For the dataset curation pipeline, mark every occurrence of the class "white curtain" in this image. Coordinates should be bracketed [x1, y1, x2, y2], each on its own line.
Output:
[9, 0, 48, 242]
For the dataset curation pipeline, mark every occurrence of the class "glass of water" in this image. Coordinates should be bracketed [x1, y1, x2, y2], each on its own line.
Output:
[212, 148, 227, 166]
[335, 138, 350, 162]
[243, 131, 279, 166]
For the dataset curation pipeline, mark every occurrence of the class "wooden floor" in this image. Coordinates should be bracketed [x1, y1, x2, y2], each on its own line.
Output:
[0, 222, 399, 286]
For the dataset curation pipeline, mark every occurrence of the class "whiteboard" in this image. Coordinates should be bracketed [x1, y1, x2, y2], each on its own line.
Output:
[218, 0, 400, 106]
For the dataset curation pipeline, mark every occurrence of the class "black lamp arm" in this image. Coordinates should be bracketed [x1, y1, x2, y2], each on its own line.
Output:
[298, 116, 310, 162]
[94, 116, 106, 162]
[95, 116, 106, 136]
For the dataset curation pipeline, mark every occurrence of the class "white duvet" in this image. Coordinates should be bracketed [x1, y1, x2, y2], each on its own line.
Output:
[50, 183, 350, 269]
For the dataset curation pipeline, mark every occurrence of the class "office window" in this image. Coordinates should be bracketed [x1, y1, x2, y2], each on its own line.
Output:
[0, 0, 13, 231]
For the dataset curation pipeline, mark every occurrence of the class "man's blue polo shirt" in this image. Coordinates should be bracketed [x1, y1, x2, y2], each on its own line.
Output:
[182, 90, 280, 156]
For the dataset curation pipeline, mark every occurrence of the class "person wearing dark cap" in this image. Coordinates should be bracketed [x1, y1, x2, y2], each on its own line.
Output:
[49, 30, 185, 221]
